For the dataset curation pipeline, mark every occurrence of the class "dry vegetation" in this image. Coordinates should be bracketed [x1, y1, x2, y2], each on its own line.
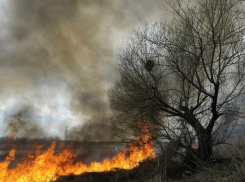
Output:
[56, 0, 245, 181]
[53, 141, 245, 182]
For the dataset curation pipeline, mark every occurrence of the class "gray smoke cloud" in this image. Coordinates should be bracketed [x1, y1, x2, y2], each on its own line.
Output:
[0, 0, 165, 140]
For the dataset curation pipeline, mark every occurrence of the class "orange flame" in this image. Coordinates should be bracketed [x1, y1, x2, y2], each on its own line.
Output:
[191, 143, 198, 149]
[0, 126, 155, 182]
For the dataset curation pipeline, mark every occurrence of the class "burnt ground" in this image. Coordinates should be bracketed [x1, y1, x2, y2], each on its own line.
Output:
[55, 159, 158, 182]
[55, 158, 184, 182]
[54, 157, 242, 182]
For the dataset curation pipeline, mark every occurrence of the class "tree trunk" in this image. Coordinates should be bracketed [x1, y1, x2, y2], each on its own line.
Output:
[197, 131, 212, 161]
[184, 111, 213, 161]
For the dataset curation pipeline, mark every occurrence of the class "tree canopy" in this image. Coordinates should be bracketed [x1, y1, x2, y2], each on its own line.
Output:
[110, 0, 245, 160]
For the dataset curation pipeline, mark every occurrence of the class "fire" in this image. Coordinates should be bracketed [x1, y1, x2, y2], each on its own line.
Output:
[0, 126, 155, 182]
[191, 143, 198, 149]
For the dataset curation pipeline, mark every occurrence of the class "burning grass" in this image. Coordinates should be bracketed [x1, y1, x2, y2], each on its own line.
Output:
[0, 126, 156, 182]
[55, 158, 157, 182]
[54, 153, 185, 182]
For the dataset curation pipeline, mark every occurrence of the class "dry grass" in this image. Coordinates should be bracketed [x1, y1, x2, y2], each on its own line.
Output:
[224, 147, 245, 182]
[55, 158, 158, 182]
[179, 144, 245, 182]
[54, 143, 245, 182]
[54, 157, 245, 182]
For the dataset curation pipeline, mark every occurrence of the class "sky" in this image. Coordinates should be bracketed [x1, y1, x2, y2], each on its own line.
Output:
[0, 0, 167, 140]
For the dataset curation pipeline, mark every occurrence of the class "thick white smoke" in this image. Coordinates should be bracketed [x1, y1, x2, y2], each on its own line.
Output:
[0, 0, 165, 140]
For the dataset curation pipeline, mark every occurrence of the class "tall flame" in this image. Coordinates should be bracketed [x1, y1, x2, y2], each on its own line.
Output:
[0, 126, 155, 182]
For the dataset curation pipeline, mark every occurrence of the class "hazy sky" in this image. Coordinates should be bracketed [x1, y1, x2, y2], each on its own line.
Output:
[0, 0, 166, 140]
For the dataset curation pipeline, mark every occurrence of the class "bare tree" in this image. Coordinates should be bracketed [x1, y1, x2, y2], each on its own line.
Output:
[110, 0, 245, 161]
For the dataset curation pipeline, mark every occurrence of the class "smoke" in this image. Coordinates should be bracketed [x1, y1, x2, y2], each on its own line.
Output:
[0, 0, 164, 140]
[4, 104, 47, 138]
[68, 121, 113, 141]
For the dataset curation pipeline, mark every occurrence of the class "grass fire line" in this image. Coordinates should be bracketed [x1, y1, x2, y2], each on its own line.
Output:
[0, 126, 156, 182]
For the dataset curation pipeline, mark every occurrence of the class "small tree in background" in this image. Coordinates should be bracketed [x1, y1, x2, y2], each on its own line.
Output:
[110, 0, 245, 161]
